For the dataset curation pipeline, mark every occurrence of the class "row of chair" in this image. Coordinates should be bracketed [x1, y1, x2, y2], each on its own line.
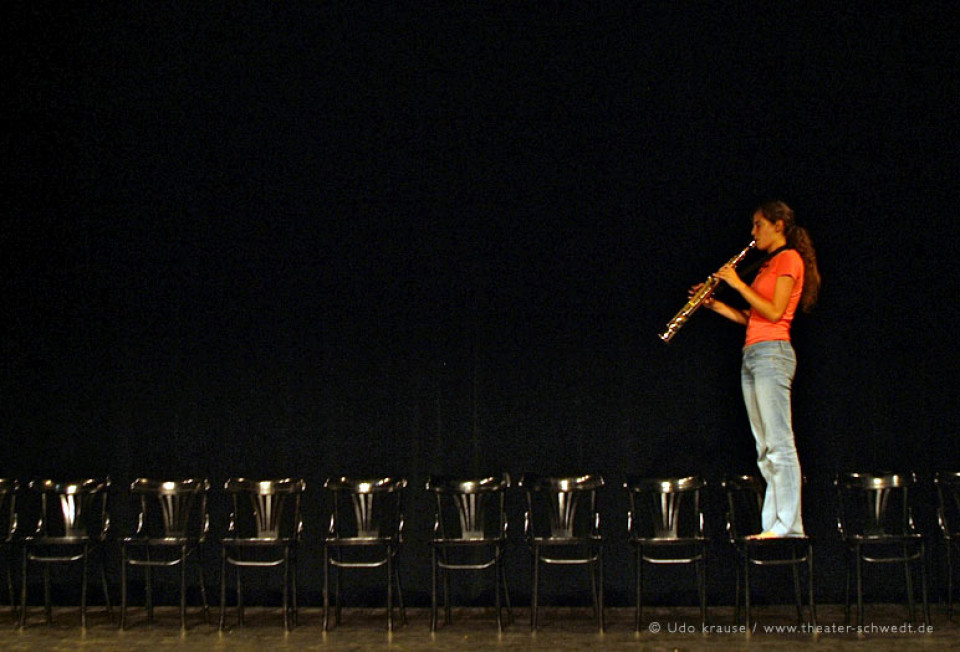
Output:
[0, 472, 957, 633]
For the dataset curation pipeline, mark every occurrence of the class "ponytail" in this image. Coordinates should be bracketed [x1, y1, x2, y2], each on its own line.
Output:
[788, 225, 820, 312]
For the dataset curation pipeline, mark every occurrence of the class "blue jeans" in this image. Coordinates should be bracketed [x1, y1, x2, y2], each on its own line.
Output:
[740, 340, 804, 536]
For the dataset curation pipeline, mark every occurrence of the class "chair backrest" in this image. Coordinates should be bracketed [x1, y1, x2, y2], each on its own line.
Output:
[129, 478, 210, 540]
[625, 475, 705, 540]
[835, 471, 917, 537]
[426, 473, 510, 541]
[722, 475, 766, 539]
[935, 471, 960, 538]
[0, 479, 19, 542]
[323, 476, 407, 540]
[28, 478, 111, 540]
[224, 477, 306, 541]
[520, 473, 604, 540]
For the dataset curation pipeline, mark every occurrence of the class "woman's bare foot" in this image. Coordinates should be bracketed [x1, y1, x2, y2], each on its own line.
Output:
[746, 531, 779, 540]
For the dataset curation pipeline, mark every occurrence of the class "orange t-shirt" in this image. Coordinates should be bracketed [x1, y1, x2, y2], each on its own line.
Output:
[744, 249, 804, 347]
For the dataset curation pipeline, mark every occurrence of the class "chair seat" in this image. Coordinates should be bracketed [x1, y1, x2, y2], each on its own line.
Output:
[632, 536, 706, 546]
[323, 536, 398, 547]
[23, 536, 94, 545]
[24, 549, 86, 563]
[532, 535, 601, 545]
[123, 536, 198, 546]
[431, 536, 504, 546]
[734, 534, 811, 545]
[847, 533, 923, 543]
[222, 537, 298, 547]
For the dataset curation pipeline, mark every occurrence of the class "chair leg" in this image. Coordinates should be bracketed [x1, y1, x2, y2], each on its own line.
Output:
[734, 548, 742, 625]
[236, 563, 244, 627]
[292, 549, 299, 628]
[947, 542, 954, 619]
[500, 547, 513, 623]
[386, 548, 394, 632]
[744, 552, 752, 633]
[180, 547, 188, 631]
[597, 547, 605, 632]
[588, 555, 599, 621]
[6, 555, 17, 620]
[145, 552, 153, 623]
[120, 548, 128, 630]
[697, 549, 707, 630]
[218, 549, 227, 630]
[494, 555, 503, 632]
[19, 548, 27, 629]
[843, 548, 852, 623]
[442, 557, 451, 626]
[395, 550, 407, 627]
[335, 558, 343, 626]
[903, 544, 917, 623]
[531, 547, 539, 631]
[43, 563, 52, 623]
[792, 549, 803, 624]
[198, 545, 209, 624]
[920, 541, 930, 627]
[81, 545, 89, 629]
[322, 546, 330, 631]
[808, 544, 817, 627]
[856, 547, 864, 628]
[430, 547, 438, 632]
[282, 548, 290, 631]
[634, 546, 642, 632]
[100, 546, 112, 618]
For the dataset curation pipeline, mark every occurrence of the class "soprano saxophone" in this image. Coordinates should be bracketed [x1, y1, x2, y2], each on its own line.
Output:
[658, 240, 756, 343]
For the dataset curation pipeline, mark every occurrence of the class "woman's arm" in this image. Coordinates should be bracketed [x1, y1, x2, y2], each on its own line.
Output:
[688, 282, 750, 325]
[707, 298, 750, 325]
[714, 265, 796, 323]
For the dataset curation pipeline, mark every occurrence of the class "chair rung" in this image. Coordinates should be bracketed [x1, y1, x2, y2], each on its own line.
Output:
[538, 556, 599, 565]
[126, 558, 187, 568]
[327, 559, 389, 569]
[225, 558, 287, 568]
[860, 554, 923, 563]
[642, 556, 703, 564]
[437, 560, 497, 570]
[26, 553, 85, 563]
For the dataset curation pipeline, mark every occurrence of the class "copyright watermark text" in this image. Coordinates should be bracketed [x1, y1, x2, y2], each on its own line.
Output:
[647, 621, 934, 635]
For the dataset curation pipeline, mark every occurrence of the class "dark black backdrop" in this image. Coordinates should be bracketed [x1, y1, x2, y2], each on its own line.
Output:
[3, 3, 959, 607]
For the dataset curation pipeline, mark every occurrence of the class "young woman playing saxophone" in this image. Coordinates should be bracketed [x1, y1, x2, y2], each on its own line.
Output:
[701, 201, 821, 539]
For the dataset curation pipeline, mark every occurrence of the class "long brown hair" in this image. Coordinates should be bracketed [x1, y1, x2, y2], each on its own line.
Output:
[757, 200, 820, 312]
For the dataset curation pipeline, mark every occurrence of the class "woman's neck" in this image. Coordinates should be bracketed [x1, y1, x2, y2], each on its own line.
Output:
[764, 235, 788, 253]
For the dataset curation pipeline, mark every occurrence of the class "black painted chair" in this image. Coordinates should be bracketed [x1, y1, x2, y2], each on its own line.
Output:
[0, 480, 19, 621]
[935, 471, 960, 618]
[722, 475, 816, 630]
[836, 471, 929, 627]
[425, 473, 512, 631]
[519, 473, 605, 632]
[321, 476, 407, 631]
[219, 477, 305, 631]
[120, 478, 210, 630]
[19, 478, 113, 628]
[625, 475, 707, 631]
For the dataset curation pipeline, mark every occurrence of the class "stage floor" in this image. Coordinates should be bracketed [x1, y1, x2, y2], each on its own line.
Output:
[0, 604, 953, 650]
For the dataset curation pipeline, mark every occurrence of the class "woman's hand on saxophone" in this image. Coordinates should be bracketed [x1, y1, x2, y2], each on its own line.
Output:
[688, 283, 715, 308]
[714, 264, 746, 292]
